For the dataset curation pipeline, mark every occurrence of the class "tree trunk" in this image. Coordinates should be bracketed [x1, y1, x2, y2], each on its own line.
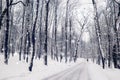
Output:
[54, 0, 58, 61]
[60, 25, 64, 62]
[38, 0, 44, 59]
[4, 0, 10, 64]
[112, 0, 120, 68]
[23, 0, 31, 61]
[104, 12, 112, 68]
[92, 0, 105, 69]
[0, 0, 2, 29]
[44, 0, 50, 65]
[9, 1, 14, 56]
[29, 0, 39, 71]
[64, 0, 70, 63]
[69, 19, 72, 62]
[19, 5, 25, 61]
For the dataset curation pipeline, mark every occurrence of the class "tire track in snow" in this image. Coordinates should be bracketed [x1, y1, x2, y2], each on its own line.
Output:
[43, 62, 91, 80]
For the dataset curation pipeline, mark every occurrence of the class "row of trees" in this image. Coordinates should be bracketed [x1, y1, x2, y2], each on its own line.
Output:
[0, 0, 89, 71]
[0, 0, 120, 71]
[91, 0, 120, 68]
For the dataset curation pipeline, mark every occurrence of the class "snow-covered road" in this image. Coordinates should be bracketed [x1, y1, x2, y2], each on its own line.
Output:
[1, 55, 120, 80]
[43, 63, 91, 80]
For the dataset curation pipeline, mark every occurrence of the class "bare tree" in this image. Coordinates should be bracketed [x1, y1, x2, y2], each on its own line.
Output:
[4, 0, 10, 64]
[74, 16, 88, 62]
[64, 0, 70, 63]
[0, 1, 25, 29]
[29, 0, 40, 71]
[53, 0, 59, 61]
[19, 3, 25, 61]
[112, 0, 120, 68]
[38, 0, 44, 59]
[44, 0, 50, 65]
[92, 0, 105, 69]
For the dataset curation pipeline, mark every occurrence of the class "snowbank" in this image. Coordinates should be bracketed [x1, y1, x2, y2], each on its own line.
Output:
[87, 61, 120, 80]
[87, 62, 109, 80]
[104, 68, 120, 80]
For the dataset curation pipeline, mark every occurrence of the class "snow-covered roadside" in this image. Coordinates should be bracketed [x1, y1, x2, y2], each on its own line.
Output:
[104, 68, 120, 80]
[87, 62, 109, 80]
[87, 61, 120, 80]
[1, 54, 120, 80]
[0, 54, 85, 80]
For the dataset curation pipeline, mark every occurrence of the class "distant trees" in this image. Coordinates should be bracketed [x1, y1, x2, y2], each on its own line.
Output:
[64, 0, 70, 63]
[74, 15, 89, 62]
[19, 2, 25, 61]
[54, 0, 58, 61]
[103, 0, 120, 68]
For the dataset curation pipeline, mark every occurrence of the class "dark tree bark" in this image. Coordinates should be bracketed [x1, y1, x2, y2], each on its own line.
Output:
[9, 0, 15, 56]
[0, 0, 3, 53]
[29, 0, 39, 71]
[44, 0, 50, 65]
[39, 0, 44, 59]
[54, 0, 58, 61]
[23, 0, 31, 61]
[0, 0, 2, 29]
[112, 45, 118, 68]
[0, 0, 2, 15]
[26, 0, 32, 62]
[0, 1, 25, 29]
[112, 0, 120, 68]
[23, 35, 27, 60]
[69, 19, 72, 62]
[4, 0, 10, 64]
[107, 23, 111, 68]
[64, 0, 70, 63]
[114, 1, 120, 56]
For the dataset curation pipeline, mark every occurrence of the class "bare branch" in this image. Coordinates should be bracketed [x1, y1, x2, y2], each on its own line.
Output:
[10, 1, 25, 6]
[114, 0, 120, 4]
[0, 1, 25, 29]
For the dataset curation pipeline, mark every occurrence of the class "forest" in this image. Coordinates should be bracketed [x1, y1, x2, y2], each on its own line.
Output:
[0, 0, 120, 73]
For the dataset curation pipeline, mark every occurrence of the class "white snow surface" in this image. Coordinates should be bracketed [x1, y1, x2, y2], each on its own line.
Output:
[0, 54, 120, 80]
[88, 60, 120, 80]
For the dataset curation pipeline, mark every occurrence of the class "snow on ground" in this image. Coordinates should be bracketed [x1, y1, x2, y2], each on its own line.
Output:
[87, 61, 109, 80]
[104, 68, 120, 80]
[0, 54, 120, 80]
[0, 54, 85, 80]
[87, 60, 120, 80]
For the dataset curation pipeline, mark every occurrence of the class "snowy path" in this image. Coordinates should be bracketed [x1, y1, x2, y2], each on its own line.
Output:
[43, 63, 91, 80]
[1, 55, 120, 80]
